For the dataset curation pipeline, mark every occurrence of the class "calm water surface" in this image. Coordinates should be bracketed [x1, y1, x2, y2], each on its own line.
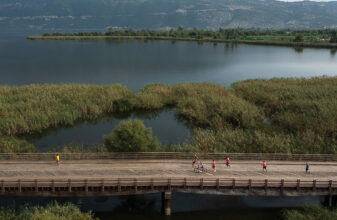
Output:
[29, 110, 190, 151]
[1, 36, 337, 90]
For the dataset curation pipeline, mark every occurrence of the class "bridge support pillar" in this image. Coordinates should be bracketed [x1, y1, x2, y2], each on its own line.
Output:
[323, 195, 337, 208]
[161, 191, 171, 216]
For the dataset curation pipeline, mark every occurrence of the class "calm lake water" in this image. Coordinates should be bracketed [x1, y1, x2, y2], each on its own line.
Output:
[1, 35, 337, 148]
[1, 36, 337, 91]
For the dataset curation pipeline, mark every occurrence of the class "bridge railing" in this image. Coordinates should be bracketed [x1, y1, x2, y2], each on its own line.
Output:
[0, 152, 337, 161]
[0, 178, 336, 195]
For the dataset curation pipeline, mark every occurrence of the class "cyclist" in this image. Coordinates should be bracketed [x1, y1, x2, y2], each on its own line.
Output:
[200, 161, 205, 172]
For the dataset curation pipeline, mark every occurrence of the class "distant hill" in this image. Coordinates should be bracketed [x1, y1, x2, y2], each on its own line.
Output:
[1, 0, 337, 33]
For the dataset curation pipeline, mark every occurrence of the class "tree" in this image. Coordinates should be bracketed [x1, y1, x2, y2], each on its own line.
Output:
[330, 31, 337, 43]
[177, 26, 184, 31]
[104, 119, 160, 152]
[294, 34, 304, 42]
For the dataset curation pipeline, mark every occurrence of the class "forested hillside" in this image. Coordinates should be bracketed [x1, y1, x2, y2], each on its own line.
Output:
[2, 0, 337, 33]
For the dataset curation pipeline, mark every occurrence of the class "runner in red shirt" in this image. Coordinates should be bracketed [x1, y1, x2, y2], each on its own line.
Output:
[262, 161, 267, 172]
[212, 160, 216, 172]
[226, 157, 231, 168]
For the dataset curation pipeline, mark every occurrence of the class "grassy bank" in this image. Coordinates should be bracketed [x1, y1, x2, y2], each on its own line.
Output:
[283, 206, 337, 220]
[1, 77, 336, 153]
[0, 201, 96, 220]
[27, 28, 337, 49]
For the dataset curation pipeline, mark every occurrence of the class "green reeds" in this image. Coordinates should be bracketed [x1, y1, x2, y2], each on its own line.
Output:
[1, 77, 337, 153]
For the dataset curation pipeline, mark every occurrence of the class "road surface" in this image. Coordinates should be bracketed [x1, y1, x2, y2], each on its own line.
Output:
[0, 160, 336, 180]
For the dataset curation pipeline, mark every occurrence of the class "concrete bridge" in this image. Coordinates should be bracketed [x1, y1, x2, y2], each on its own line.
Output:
[1, 153, 337, 215]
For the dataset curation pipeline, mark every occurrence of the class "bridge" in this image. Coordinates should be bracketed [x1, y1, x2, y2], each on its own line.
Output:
[1, 152, 337, 215]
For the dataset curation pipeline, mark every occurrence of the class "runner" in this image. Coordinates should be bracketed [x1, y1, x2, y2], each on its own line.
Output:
[192, 153, 199, 168]
[226, 157, 231, 168]
[56, 154, 60, 166]
[305, 162, 310, 174]
[212, 159, 216, 172]
[262, 161, 267, 172]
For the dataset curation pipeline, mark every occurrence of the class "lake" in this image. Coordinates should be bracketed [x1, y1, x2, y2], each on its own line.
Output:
[1, 35, 337, 148]
[1, 36, 337, 91]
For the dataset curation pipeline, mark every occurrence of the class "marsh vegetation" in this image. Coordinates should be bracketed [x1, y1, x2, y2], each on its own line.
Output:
[0, 76, 336, 153]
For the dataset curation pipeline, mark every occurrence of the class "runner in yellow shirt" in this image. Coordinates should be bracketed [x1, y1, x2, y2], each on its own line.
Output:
[56, 154, 60, 166]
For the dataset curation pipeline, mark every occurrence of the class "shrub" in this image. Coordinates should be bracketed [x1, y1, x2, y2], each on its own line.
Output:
[0, 201, 96, 220]
[104, 119, 160, 152]
[0, 137, 36, 153]
[283, 206, 337, 220]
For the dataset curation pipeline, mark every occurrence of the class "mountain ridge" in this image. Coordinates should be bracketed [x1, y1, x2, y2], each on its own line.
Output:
[1, 0, 337, 32]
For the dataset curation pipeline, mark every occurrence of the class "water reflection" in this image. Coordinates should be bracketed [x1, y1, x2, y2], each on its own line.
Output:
[294, 47, 304, 54]
[113, 195, 156, 214]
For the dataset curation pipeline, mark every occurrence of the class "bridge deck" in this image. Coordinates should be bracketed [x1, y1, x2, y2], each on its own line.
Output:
[0, 160, 336, 180]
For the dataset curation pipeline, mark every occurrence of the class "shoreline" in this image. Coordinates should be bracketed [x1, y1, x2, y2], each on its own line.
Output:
[27, 35, 337, 49]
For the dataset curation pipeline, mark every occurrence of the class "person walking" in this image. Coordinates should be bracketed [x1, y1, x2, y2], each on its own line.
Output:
[305, 162, 310, 174]
[56, 154, 60, 166]
[212, 159, 216, 172]
[226, 157, 231, 168]
[262, 161, 267, 172]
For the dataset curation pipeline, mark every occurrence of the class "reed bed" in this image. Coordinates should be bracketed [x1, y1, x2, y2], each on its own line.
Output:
[1, 77, 336, 153]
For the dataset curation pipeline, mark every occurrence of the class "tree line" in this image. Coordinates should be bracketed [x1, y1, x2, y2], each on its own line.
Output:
[42, 27, 337, 43]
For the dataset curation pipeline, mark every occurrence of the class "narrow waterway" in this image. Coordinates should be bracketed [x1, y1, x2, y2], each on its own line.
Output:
[28, 110, 191, 151]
